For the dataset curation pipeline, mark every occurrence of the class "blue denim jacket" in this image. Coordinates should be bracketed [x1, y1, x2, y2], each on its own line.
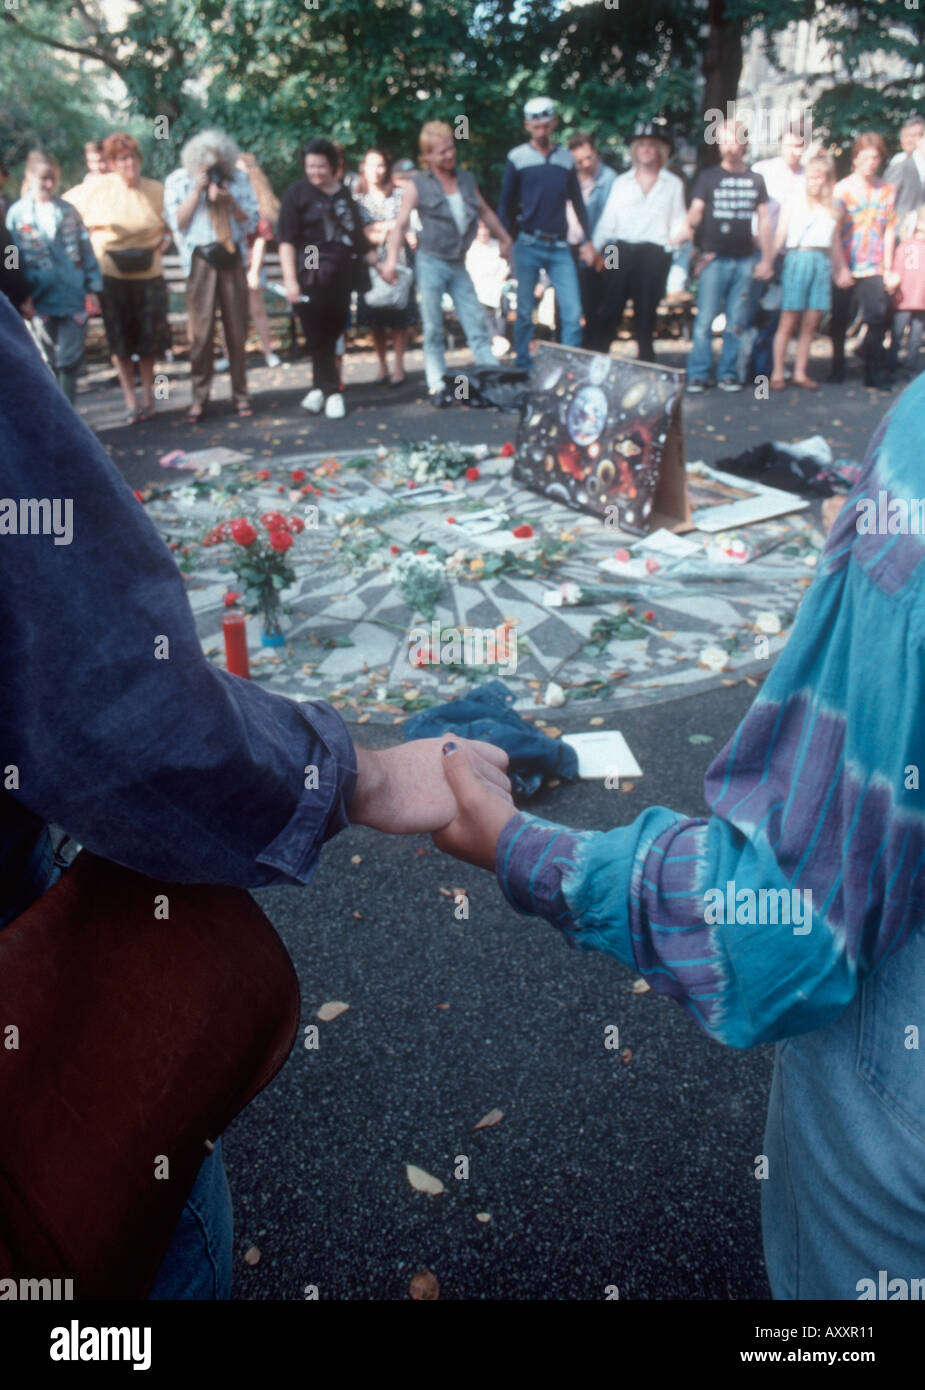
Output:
[5, 195, 102, 317]
[0, 296, 357, 926]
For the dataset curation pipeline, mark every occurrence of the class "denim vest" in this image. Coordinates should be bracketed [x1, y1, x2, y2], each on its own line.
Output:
[412, 169, 480, 262]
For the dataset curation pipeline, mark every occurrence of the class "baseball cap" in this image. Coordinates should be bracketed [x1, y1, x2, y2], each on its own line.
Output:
[524, 97, 556, 121]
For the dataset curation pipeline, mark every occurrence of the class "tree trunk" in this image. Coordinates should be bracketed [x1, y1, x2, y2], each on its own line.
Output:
[699, 0, 744, 167]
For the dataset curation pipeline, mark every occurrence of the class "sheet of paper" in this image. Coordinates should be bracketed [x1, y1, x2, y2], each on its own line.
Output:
[561, 730, 643, 780]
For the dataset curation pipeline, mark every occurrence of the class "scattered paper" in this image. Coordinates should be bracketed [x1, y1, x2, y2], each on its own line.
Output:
[562, 731, 643, 780]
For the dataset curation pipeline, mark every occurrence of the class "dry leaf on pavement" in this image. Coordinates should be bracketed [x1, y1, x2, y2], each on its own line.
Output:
[244, 1246, 260, 1266]
[406, 1164, 445, 1195]
[317, 1001, 349, 1022]
[409, 1269, 440, 1299]
[473, 1108, 504, 1131]
[631, 978, 651, 994]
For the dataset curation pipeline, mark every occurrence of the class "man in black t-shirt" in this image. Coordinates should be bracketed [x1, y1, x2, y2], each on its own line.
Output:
[680, 123, 774, 391]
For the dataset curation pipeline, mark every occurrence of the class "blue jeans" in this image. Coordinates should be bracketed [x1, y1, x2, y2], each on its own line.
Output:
[415, 249, 500, 394]
[513, 234, 583, 370]
[148, 1138, 233, 1299]
[762, 928, 925, 1299]
[687, 254, 757, 383]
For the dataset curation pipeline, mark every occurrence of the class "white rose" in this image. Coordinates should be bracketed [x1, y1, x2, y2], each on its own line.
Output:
[755, 612, 781, 635]
[699, 646, 729, 672]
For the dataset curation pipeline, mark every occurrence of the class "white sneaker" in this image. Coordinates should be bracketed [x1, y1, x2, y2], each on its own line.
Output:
[214, 357, 230, 372]
[264, 351, 281, 368]
[324, 392, 345, 419]
[301, 389, 324, 413]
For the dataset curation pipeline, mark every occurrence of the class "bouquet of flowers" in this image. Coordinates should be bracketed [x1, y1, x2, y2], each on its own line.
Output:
[390, 549, 446, 619]
[202, 510, 306, 640]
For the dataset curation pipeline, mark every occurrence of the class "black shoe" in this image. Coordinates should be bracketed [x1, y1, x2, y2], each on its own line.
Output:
[829, 362, 845, 384]
[429, 390, 451, 409]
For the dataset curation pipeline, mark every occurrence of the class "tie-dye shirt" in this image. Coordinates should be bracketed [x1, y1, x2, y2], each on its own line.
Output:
[834, 174, 896, 275]
[496, 377, 925, 1047]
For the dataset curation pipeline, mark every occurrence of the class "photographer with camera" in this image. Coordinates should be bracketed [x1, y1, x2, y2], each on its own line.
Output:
[164, 130, 259, 422]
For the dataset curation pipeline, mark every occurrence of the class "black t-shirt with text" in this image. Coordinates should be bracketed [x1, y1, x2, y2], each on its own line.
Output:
[276, 179, 368, 290]
[691, 165, 768, 258]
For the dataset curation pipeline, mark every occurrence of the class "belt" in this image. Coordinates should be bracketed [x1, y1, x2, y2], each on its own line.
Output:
[521, 230, 568, 246]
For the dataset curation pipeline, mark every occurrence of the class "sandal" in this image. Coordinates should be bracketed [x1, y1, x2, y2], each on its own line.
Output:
[234, 399, 254, 417]
[125, 406, 145, 424]
[793, 376, 819, 391]
[769, 378, 788, 391]
[138, 404, 156, 422]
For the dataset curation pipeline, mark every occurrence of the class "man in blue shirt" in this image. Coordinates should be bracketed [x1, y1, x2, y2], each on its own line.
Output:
[498, 97, 597, 370]
[0, 293, 509, 1297]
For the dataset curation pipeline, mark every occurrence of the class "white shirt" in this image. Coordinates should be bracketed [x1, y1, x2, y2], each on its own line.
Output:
[752, 157, 804, 235]
[465, 237, 509, 308]
[445, 191, 468, 236]
[783, 191, 837, 249]
[592, 168, 685, 252]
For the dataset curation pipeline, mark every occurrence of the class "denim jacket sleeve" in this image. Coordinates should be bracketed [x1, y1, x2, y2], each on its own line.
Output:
[0, 296, 357, 889]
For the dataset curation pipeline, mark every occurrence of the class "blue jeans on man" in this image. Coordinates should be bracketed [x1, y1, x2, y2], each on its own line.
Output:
[513, 233, 583, 371]
[688, 254, 758, 384]
[415, 248, 500, 396]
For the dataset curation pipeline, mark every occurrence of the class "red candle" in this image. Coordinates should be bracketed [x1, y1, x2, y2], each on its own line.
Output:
[222, 612, 250, 678]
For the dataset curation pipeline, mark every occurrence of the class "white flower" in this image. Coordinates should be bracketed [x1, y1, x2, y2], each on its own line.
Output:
[545, 680, 566, 707]
[699, 646, 729, 672]
[471, 444, 489, 461]
[755, 612, 781, 635]
[560, 581, 582, 606]
[376, 445, 389, 461]
[174, 486, 198, 507]
[207, 462, 222, 478]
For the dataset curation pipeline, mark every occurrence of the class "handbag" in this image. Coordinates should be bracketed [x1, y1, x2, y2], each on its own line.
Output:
[108, 247, 155, 274]
[364, 263, 413, 310]
[194, 242, 240, 271]
[0, 850, 300, 1298]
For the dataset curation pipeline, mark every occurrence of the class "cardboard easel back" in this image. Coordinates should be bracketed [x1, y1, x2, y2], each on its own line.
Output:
[648, 404, 692, 534]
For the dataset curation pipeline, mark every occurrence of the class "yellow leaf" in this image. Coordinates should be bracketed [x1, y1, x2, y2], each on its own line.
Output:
[631, 978, 651, 994]
[473, 1107, 504, 1131]
[317, 1000, 349, 1022]
[589, 716, 604, 726]
[475, 1212, 492, 1224]
[406, 1164, 445, 1195]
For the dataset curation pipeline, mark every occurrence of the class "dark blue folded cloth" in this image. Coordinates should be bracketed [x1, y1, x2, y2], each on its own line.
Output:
[403, 680, 578, 796]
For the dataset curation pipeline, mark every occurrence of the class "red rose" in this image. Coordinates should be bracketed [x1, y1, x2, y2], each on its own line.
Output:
[512, 523, 534, 539]
[277, 485, 286, 493]
[389, 545, 400, 554]
[260, 511, 287, 529]
[417, 548, 429, 555]
[643, 610, 655, 622]
[256, 469, 271, 480]
[291, 469, 306, 482]
[446, 516, 456, 524]
[269, 528, 293, 552]
[301, 484, 315, 495]
[500, 442, 515, 457]
[407, 480, 417, 490]
[286, 516, 305, 533]
[644, 556, 660, 574]
[411, 649, 433, 668]
[230, 518, 258, 547]
[133, 489, 145, 502]
[614, 548, 631, 563]
[465, 466, 480, 481]
[224, 591, 242, 607]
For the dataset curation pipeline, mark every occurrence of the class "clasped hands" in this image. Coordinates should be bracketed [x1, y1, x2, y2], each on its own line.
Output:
[351, 737, 516, 870]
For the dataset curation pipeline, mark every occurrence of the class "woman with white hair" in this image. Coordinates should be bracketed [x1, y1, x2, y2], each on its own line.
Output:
[164, 130, 259, 422]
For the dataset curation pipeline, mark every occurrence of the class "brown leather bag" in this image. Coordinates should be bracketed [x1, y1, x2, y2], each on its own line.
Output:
[0, 850, 300, 1299]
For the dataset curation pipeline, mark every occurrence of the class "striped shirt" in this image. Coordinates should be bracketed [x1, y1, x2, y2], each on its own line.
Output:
[496, 379, 925, 1047]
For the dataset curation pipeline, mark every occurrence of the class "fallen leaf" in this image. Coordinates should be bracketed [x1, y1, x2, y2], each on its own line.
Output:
[439, 887, 453, 897]
[351, 854, 363, 865]
[621, 781, 635, 793]
[589, 715, 604, 726]
[475, 1212, 492, 1224]
[435, 1003, 450, 1010]
[406, 1164, 445, 1195]
[620, 1048, 633, 1063]
[244, 1246, 261, 1266]
[544, 725, 562, 739]
[631, 978, 651, 994]
[451, 886, 468, 899]
[409, 1269, 440, 1300]
[547, 778, 561, 788]
[357, 712, 370, 724]
[353, 911, 363, 920]
[473, 1107, 504, 1131]
[688, 734, 713, 745]
[317, 1000, 349, 1022]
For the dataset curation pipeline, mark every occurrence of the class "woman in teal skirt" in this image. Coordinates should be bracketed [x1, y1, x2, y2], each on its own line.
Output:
[770, 156, 853, 390]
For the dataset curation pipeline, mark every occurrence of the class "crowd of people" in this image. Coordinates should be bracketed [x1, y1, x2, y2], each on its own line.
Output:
[2, 100, 924, 419]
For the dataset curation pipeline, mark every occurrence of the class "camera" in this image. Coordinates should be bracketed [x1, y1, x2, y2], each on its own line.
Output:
[206, 165, 227, 188]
